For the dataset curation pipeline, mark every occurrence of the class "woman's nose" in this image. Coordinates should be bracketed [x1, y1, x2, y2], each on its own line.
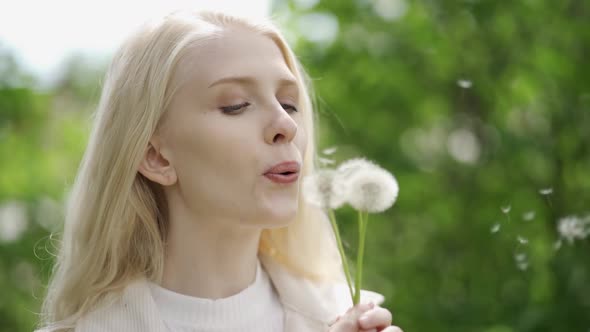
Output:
[264, 103, 298, 145]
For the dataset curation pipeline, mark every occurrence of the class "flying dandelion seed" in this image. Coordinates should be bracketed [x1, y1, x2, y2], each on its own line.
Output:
[539, 188, 553, 195]
[514, 248, 529, 271]
[517, 261, 529, 271]
[514, 253, 527, 262]
[501, 204, 511, 223]
[322, 147, 338, 155]
[522, 211, 535, 221]
[539, 188, 553, 207]
[553, 239, 562, 251]
[491, 223, 501, 233]
[318, 157, 336, 166]
[457, 79, 473, 89]
[517, 236, 529, 245]
[501, 205, 511, 214]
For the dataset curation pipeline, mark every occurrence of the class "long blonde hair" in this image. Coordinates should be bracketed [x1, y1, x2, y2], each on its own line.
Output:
[37, 9, 344, 331]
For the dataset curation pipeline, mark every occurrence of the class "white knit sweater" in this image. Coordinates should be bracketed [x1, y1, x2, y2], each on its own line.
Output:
[34, 253, 386, 332]
[147, 259, 284, 332]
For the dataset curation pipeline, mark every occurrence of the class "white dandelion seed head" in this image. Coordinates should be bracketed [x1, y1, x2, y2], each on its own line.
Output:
[302, 170, 347, 210]
[336, 157, 380, 178]
[344, 165, 399, 213]
[557, 215, 589, 244]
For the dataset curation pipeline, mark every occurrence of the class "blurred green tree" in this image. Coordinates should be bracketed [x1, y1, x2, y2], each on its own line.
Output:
[0, 47, 96, 331]
[272, 0, 590, 331]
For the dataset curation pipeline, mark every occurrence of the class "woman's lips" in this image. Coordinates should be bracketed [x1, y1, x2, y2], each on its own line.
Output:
[263, 160, 300, 184]
[264, 172, 299, 184]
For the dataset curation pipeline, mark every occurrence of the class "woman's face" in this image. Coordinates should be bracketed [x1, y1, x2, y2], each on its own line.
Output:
[155, 28, 307, 229]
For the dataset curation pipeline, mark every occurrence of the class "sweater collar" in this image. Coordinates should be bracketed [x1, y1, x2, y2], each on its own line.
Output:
[147, 259, 283, 329]
[258, 253, 339, 326]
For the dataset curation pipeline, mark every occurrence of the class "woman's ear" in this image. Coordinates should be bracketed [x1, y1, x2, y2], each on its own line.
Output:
[138, 138, 177, 186]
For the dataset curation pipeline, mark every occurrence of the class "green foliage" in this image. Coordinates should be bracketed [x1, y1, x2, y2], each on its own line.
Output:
[274, 0, 590, 330]
[0, 49, 92, 331]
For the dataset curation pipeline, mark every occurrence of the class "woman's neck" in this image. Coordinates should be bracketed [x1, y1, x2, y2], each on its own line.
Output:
[160, 206, 262, 299]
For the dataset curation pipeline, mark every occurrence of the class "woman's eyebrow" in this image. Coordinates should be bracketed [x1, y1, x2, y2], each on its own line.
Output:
[207, 75, 298, 89]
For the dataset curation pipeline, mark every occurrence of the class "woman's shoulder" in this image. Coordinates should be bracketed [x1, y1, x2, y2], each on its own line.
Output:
[40, 278, 168, 332]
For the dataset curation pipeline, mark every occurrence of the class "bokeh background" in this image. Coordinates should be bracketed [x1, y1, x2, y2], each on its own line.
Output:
[1, 0, 589, 331]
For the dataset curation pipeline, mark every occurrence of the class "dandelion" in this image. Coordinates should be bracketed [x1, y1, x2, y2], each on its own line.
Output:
[557, 215, 590, 244]
[336, 157, 380, 179]
[343, 162, 399, 213]
[336, 158, 398, 304]
[303, 169, 354, 299]
[303, 157, 399, 305]
[302, 169, 347, 210]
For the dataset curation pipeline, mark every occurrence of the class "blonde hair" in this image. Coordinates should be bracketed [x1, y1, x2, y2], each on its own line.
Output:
[37, 9, 344, 332]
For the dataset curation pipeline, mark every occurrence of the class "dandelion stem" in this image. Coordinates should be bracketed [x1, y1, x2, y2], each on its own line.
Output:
[354, 210, 369, 305]
[328, 209, 354, 302]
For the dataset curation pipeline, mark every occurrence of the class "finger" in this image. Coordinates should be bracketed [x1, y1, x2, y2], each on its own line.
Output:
[328, 315, 341, 326]
[380, 326, 403, 332]
[358, 307, 393, 330]
[349, 302, 374, 316]
[346, 303, 368, 315]
[331, 303, 374, 331]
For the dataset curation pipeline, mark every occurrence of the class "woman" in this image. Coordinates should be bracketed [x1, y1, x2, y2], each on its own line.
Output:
[36, 9, 403, 332]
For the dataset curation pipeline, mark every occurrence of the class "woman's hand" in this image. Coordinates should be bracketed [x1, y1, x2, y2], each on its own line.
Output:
[328, 302, 403, 332]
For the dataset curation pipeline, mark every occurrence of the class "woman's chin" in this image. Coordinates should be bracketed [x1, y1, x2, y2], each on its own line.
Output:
[259, 206, 298, 228]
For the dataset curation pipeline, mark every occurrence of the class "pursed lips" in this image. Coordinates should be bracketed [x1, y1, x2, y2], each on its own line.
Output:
[263, 161, 300, 184]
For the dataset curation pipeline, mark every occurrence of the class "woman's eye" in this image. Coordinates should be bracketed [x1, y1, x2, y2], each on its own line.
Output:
[220, 102, 250, 114]
[281, 103, 298, 113]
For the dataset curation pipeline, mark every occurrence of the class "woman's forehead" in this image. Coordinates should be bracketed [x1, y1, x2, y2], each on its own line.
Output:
[177, 29, 296, 91]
